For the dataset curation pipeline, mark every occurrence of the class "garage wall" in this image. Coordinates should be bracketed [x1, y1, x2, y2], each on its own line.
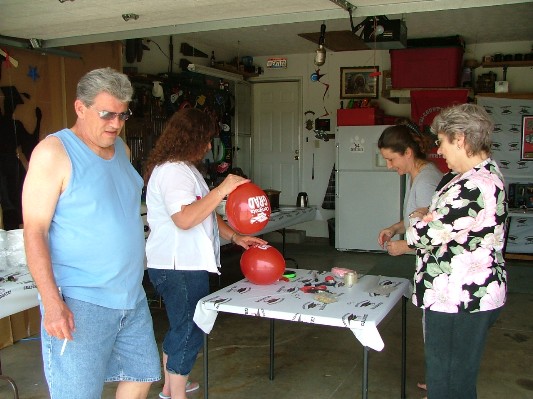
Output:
[0, 42, 122, 229]
[0, 42, 123, 137]
[126, 38, 532, 238]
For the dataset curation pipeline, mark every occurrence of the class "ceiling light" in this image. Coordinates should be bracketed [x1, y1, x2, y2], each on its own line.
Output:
[187, 64, 243, 82]
[29, 38, 42, 49]
[314, 22, 327, 66]
[370, 25, 385, 39]
[122, 13, 140, 22]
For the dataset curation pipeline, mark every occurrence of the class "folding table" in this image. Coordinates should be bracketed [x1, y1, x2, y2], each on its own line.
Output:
[194, 269, 411, 399]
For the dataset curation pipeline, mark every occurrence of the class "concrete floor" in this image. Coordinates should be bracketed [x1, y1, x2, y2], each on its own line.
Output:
[1, 239, 533, 398]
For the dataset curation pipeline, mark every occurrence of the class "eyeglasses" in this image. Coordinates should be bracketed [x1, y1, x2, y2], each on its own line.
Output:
[92, 107, 132, 121]
[435, 139, 442, 147]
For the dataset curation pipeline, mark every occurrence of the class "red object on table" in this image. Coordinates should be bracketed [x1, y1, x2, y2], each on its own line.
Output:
[240, 245, 286, 285]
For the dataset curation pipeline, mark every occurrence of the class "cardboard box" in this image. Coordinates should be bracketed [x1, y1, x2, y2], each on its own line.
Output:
[337, 108, 384, 126]
[0, 306, 41, 350]
[390, 47, 464, 88]
[0, 316, 13, 349]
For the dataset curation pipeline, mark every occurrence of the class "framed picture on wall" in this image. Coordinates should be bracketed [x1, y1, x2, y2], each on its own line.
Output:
[340, 66, 379, 99]
[521, 115, 533, 160]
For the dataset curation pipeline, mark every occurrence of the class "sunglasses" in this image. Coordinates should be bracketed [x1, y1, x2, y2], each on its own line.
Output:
[92, 107, 132, 121]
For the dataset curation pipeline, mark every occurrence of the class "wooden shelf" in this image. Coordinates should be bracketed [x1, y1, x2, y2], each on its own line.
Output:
[481, 60, 533, 80]
[386, 87, 473, 103]
[475, 92, 533, 99]
[213, 64, 259, 79]
[505, 253, 533, 261]
[482, 60, 533, 68]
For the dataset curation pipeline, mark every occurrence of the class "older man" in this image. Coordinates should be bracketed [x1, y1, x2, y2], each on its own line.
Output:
[22, 68, 160, 399]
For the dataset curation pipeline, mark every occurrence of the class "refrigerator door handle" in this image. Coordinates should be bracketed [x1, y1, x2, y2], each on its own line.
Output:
[335, 142, 340, 170]
[335, 169, 339, 197]
[335, 143, 340, 197]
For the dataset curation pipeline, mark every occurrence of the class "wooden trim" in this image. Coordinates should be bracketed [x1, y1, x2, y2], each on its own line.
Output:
[475, 93, 533, 100]
[482, 60, 533, 68]
[505, 253, 533, 261]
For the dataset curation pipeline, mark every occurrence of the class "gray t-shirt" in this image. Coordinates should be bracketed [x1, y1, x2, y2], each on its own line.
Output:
[403, 162, 443, 230]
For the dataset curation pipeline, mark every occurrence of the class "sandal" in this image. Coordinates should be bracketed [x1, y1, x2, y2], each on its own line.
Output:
[159, 381, 200, 398]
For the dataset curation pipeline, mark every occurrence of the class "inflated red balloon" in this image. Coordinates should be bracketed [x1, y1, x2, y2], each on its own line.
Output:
[240, 245, 286, 285]
[226, 183, 271, 234]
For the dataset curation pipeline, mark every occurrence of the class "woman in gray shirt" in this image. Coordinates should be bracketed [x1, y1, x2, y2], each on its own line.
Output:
[377, 124, 443, 256]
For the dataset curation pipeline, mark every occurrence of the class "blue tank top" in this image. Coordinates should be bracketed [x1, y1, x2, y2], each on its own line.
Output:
[49, 129, 145, 309]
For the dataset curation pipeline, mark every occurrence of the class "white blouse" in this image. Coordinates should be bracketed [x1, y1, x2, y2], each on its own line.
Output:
[145, 162, 220, 274]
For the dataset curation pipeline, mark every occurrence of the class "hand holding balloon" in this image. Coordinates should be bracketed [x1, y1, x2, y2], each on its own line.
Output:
[231, 233, 267, 250]
[216, 174, 250, 198]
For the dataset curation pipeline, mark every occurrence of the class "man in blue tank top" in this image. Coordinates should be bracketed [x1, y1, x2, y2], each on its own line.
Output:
[22, 68, 160, 399]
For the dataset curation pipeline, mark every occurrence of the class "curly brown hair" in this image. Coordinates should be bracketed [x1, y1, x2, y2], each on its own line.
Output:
[144, 108, 217, 184]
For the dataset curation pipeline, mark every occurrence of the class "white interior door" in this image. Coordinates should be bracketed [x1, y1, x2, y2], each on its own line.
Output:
[233, 82, 252, 177]
[252, 81, 301, 206]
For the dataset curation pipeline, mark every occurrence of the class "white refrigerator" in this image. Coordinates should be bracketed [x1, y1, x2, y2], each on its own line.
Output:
[335, 125, 405, 251]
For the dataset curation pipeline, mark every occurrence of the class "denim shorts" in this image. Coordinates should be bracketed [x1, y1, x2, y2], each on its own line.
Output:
[41, 296, 161, 399]
[148, 268, 209, 376]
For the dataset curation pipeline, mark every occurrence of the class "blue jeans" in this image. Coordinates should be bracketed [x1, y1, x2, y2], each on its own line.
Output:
[424, 308, 501, 399]
[41, 297, 161, 399]
[148, 268, 209, 375]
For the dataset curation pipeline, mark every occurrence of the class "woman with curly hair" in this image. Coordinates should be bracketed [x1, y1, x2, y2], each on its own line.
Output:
[144, 108, 267, 399]
[407, 103, 508, 399]
[377, 122, 443, 256]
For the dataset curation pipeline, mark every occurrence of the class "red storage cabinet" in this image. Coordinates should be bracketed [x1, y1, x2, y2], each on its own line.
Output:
[389, 47, 464, 88]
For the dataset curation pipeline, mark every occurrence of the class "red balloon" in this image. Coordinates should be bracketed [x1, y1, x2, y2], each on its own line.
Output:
[240, 245, 286, 285]
[226, 183, 271, 234]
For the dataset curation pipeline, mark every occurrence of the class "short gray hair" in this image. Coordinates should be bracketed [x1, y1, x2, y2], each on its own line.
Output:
[431, 103, 493, 156]
[76, 67, 133, 106]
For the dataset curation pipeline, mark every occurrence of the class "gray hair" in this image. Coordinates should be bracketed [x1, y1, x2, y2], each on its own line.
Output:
[76, 67, 133, 106]
[431, 103, 493, 156]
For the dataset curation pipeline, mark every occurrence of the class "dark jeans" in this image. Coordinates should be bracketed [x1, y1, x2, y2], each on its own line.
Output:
[425, 308, 501, 399]
[148, 268, 209, 376]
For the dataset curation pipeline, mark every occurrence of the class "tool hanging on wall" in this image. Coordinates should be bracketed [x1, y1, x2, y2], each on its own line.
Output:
[304, 110, 315, 130]
[310, 68, 330, 118]
[0, 48, 18, 68]
[125, 38, 149, 63]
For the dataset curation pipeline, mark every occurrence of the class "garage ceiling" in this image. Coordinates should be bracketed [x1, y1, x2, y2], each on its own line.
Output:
[0, 0, 532, 56]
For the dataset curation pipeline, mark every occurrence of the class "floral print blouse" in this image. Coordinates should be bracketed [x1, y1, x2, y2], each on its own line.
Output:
[406, 158, 508, 313]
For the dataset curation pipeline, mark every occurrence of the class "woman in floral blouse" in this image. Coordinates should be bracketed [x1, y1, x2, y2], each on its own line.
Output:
[406, 103, 508, 399]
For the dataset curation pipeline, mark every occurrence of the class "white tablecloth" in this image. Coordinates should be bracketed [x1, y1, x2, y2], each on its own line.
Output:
[220, 206, 317, 244]
[0, 229, 38, 319]
[0, 270, 39, 319]
[194, 269, 411, 351]
[142, 204, 317, 245]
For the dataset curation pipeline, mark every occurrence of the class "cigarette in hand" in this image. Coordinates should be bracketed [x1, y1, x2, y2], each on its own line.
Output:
[60, 338, 68, 356]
